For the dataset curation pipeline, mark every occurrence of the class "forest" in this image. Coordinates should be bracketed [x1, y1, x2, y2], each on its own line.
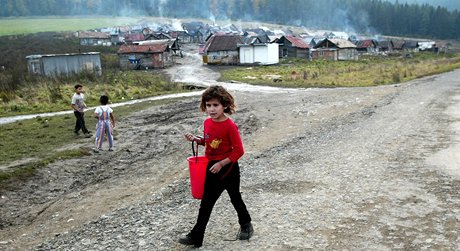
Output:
[0, 0, 459, 39]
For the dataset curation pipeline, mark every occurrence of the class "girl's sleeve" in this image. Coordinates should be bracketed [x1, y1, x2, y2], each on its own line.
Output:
[228, 123, 244, 163]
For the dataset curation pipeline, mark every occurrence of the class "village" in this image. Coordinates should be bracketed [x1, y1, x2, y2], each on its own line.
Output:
[25, 19, 443, 77]
[2, 15, 460, 250]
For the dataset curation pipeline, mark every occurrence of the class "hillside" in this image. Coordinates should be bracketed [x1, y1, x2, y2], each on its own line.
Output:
[1, 0, 459, 39]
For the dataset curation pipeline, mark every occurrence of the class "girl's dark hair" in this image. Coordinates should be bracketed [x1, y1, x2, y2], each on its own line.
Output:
[100, 95, 109, 105]
[200, 85, 236, 114]
[74, 84, 82, 89]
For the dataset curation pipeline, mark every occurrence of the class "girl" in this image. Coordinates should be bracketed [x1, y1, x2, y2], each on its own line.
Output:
[180, 85, 253, 248]
[93, 95, 115, 152]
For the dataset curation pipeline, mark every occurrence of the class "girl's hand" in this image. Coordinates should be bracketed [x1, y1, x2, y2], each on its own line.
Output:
[185, 133, 195, 142]
[209, 162, 223, 174]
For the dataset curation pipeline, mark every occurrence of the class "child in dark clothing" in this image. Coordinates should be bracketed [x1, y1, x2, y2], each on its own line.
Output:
[71, 84, 91, 138]
[180, 85, 253, 248]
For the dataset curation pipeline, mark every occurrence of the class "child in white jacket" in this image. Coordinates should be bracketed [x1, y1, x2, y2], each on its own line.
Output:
[93, 95, 115, 152]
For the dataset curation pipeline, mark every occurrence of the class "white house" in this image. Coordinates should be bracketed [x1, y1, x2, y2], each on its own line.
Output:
[238, 43, 279, 65]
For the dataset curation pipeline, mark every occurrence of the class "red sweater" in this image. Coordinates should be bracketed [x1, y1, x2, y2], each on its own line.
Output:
[203, 117, 244, 163]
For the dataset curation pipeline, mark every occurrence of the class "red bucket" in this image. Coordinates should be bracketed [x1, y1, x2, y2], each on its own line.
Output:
[187, 155, 208, 199]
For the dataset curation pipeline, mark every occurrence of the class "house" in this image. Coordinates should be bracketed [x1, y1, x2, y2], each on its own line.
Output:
[243, 32, 272, 44]
[123, 33, 145, 45]
[135, 39, 181, 54]
[392, 39, 406, 51]
[378, 40, 394, 52]
[276, 35, 310, 58]
[355, 39, 378, 53]
[312, 38, 358, 61]
[202, 35, 243, 65]
[403, 40, 419, 52]
[117, 40, 175, 70]
[238, 42, 279, 65]
[181, 21, 208, 43]
[77, 31, 111, 46]
[145, 32, 173, 41]
[418, 41, 436, 51]
[26, 52, 102, 76]
[220, 24, 241, 34]
[101, 27, 123, 45]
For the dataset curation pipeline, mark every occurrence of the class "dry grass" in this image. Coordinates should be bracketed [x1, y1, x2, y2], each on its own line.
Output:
[219, 52, 460, 88]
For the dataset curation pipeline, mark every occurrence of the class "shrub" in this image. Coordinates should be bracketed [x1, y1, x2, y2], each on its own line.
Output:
[392, 72, 401, 83]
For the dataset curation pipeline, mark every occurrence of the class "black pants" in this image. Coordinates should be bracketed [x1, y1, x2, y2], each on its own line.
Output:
[74, 111, 89, 134]
[190, 160, 252, 243]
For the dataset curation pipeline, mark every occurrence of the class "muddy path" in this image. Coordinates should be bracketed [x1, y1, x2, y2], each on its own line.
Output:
[1, 47, 460, 250]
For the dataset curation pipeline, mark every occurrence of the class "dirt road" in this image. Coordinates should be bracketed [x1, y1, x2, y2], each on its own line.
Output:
[0, 49, 459, 250]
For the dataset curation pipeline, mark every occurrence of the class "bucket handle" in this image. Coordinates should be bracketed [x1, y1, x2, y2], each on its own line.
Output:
[192, 140, 199, 163]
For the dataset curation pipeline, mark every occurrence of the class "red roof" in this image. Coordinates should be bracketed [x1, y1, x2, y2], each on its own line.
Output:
[356, 39, 376, 49]
[285, 36, 309, 49]
[117, 44, 168, 54]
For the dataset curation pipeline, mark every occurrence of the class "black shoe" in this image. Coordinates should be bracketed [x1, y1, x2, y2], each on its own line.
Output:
[178, 234, 202, 248]
[239, 223, 254, 240]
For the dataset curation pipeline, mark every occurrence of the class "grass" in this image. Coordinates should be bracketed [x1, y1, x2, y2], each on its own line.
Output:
[0, 148, 91, 187]
[219, 52, 460, 88]
[0, 30, 189, 118]
[0, 97, 183, 186]
[0, 16, 143, 36]
[0, 97, 180, 165]
[0, 70, 188, 117]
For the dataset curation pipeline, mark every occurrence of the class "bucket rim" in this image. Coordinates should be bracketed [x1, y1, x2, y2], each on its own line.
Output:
[187, 155, 208, 161]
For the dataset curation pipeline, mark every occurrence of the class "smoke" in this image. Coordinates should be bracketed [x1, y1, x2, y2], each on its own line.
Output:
[171, 19, 183, 31]
[158, 0, 168, 17]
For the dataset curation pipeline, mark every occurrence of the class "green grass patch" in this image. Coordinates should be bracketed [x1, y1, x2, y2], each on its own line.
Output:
[0, 115, 77, 164]
[0, 96, 184, 186]
[0, 97, 180, 165]
[219, 52, 460, 88]
[0, 148, 90, 187]
[0, 16, 142, 36]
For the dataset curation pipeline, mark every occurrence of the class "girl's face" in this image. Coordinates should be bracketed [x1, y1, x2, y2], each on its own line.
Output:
[205, 98, 226, 121]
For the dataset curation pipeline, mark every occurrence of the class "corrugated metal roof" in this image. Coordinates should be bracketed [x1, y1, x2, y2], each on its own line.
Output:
[285, 36, 309, 49]
[315, 39, 356, 49]
[355, 39, 376, 48]
[26, 52, 100, 59]
[392, 39, 406, 49]
[328, 39, 356, 48]
[117, 43, 168, 54]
